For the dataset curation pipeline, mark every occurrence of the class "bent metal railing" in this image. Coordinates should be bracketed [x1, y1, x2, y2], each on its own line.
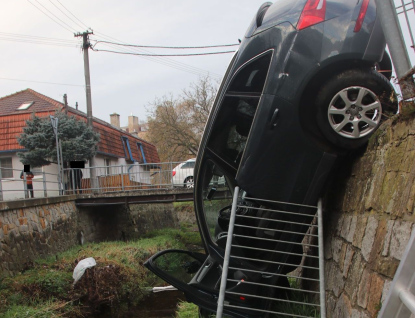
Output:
[378, 228, 415, 318]
[0, 161, 193, 202]
[216, 187, 326, 318]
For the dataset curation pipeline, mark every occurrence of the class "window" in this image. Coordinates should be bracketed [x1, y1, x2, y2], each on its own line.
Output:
[207, 51, 273, 168]
[17, 101, 34, 110]
[136, 142, 147, 164]
[121, 136, 133, 162]
[0, 158, 13, 178]
[105, 159, 111, 175]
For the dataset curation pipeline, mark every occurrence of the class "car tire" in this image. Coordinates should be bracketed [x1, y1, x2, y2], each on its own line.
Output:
[315, 68, 397, 150]
[184, 176, 194, 189]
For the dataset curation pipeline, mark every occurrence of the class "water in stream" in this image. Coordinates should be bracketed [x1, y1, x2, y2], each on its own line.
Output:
[125, 290, 186, 317]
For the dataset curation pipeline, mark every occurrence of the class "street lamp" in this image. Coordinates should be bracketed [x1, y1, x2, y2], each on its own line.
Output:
[50, 116, 63, 194]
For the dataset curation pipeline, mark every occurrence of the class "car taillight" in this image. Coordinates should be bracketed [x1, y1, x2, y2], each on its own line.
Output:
[172, 171, 176, 177]
[354, 0, 370, 32]
[297, 0, 327, 30]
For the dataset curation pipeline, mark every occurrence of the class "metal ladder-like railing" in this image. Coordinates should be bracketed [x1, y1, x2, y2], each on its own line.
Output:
[216, 187, 326, 318]
[378, 229, 415, 318]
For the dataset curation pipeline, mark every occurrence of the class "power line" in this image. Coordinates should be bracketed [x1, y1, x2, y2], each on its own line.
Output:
[93, 40, 240, 49]
[92, 47, 236, 57]
[53, 0, 90, 30]
[90, 33, 223, 78]
[94, 40, 216, 78]
[0, 32, 78, 44]
[26, 0, 75, 34]
[0, 77, 84, 87]
[47, 0, 86, 30]
[0, 37, 78, 48]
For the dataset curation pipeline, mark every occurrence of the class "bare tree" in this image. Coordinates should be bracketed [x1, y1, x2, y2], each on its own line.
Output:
[147, 76, 217, 162]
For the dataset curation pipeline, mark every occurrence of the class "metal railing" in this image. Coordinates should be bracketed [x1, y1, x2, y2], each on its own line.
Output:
[216, 187, 326, 318]
[378, 228, 415, 318]
[0, 161, 194, 202]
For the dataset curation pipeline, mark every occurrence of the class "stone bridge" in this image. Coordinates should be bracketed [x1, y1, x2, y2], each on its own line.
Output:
[0, 188, 195, 276]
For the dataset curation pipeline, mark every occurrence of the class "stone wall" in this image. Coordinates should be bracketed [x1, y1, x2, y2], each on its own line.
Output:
[0, 196, 178, 277]
[0, 196, 79, 276]
[322, 114, 415, 318]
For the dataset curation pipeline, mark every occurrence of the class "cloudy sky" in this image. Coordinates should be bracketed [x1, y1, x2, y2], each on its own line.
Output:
[0, 0, 267, 126]
[0, 1, 414, 127]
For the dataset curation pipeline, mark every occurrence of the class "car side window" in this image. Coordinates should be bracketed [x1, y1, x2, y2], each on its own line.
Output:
[207, 51, 273, 168]
[181, 162, 195, 169]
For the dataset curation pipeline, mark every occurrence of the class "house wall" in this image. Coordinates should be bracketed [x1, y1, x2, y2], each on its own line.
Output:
[0, 154, 60, 201]
[0, 153, 155, 200]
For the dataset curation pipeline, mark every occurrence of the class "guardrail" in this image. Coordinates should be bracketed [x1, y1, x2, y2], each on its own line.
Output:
[0, 161, 194, 202]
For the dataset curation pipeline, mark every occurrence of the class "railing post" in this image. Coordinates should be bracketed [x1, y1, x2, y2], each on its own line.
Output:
[318, 199, 327, 318]
[71, 169, 75, 194]
[23, 172, 28, 199]
[0, 169, 3, 201]
[217, 186, 240, 318]
[43, 171, 47, 198]
[374, 0, 415, 99]
[121, 165, 124, 191]
[170, 162, 173, 189]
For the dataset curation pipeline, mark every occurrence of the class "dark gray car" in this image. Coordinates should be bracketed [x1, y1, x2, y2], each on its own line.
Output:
[146, 1, 397, 317]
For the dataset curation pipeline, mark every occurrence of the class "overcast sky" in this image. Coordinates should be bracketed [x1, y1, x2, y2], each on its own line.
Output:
[0, 1, 414, 127]
[0, 0, 268, 126]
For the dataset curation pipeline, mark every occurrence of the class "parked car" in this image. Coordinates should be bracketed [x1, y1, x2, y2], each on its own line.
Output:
[172, 159, 196, 188]
[146, 0, 397, 317]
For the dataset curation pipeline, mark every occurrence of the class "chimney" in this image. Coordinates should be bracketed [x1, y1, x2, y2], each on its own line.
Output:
[110, 113, 120, 128]
[128, 113, 139, 135]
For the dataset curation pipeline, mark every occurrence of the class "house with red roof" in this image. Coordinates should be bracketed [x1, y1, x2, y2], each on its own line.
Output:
[0, 89, 160, 200]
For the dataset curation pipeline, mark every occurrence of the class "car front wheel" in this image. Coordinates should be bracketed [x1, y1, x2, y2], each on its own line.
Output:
[315, 68, 397, 149]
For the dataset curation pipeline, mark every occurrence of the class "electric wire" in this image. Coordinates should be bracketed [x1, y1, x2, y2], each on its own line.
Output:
[0, 32, 78, 44]
[26, 0, 77, 34]
[25, 0, 230, 78]
[92, 47, 236, 57]
[91, 33, 224, 78]
[95, 41, 210, 77]
[0, 37, 78, 48]
[93, 40, 240, 49]
[47, 0, 87, 31]
[42, 0, 230, 78]
[0, 32, 79, 48]
[0, 77, 84, 87]
[54, 0, 90, 30]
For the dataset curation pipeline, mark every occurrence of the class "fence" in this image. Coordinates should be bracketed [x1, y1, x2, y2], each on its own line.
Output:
[0, 161, 194, 201]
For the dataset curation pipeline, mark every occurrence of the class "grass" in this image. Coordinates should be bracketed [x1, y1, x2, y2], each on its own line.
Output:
[175, 301, 199, 318]
[0, 225, 202, 318]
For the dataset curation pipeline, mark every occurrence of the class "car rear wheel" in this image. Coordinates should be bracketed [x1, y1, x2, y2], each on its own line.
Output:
[315, 68, 397, 149]
[184, 176, 194, 189]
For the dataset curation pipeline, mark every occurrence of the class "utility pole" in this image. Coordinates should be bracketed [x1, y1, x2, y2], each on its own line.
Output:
[75, 30, 98, 192]
[375, 0, 415, 100]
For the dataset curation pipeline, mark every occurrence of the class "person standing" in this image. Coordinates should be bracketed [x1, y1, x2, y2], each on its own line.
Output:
[20, 170, 34, 198]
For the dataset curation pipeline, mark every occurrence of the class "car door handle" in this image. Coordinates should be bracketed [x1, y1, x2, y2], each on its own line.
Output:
[270, 108, 279, 128]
